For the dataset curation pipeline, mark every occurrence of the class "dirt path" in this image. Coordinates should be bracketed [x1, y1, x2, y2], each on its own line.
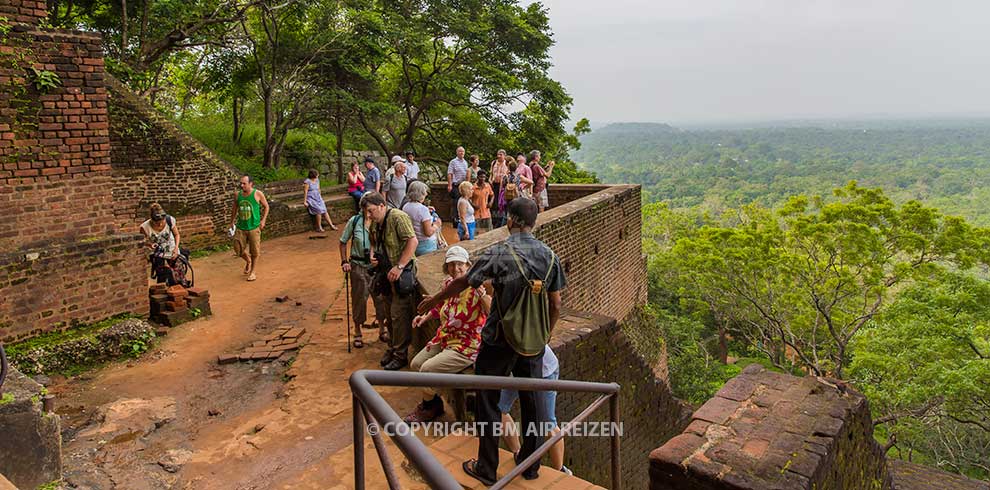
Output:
[55, 230, 462, 489]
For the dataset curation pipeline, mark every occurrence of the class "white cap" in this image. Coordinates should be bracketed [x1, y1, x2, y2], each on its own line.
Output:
[391, 155, 406, 164]
[444, 246, 469, 264]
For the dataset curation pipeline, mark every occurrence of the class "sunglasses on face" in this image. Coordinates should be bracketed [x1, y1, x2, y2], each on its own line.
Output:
[153, 214, 166, 220]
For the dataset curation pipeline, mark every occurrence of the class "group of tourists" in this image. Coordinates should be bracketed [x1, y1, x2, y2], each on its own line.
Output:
[139, 145, 570, 484]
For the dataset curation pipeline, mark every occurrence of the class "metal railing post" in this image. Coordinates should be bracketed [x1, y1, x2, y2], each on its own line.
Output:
[353, 395, 366, 490]
[610, 394, 622, 490]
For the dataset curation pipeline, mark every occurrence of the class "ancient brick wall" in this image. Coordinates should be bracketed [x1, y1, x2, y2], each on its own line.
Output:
[649, 364, 893, 490]
[107, 75, 241, 248]
[547, 311, 690, 489]
[418, 185, 647, 322]
[0, 10, 146, 341]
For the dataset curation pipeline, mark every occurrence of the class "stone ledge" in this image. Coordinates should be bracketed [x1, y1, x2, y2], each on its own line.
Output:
[649, 364, 892, 490]
[890, 460, 989, 490]
[0, 367, 61, 489]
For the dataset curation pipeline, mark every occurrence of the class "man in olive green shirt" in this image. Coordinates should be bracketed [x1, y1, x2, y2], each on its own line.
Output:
[361, 191, 418, 370]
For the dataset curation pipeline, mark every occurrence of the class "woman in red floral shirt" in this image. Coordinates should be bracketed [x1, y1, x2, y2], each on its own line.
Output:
[404, 246, 490, 423]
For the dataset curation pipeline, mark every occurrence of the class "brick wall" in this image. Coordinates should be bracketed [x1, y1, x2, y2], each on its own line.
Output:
[0, 26, 116, 250]
[107, 75, 241, 247]
[0, 15, 146, 341]
[418, 185, 647, 322]
[0, 234, 146, 342]
[546, 311, 690, 489]
[0, 0, 46, 24]
[649, 364, 893, 490]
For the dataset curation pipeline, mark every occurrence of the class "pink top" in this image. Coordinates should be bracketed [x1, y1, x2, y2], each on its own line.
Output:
[517, 164, 533, 190]
[348, 172, 365, 193]
[491, 160, 510, 183]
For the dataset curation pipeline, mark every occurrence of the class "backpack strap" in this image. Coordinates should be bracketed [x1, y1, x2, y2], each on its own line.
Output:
[166, 215, 175, 229]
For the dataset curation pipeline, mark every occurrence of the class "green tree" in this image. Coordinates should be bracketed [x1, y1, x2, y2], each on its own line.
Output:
[850, 271, 990, 478]
[663, 182, 989, 378]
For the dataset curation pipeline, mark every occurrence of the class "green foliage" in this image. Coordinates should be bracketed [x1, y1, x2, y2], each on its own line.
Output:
[180, 117, 309, 183]
[576, 122, 990, 226]
[29, 67, 61, 92]
[6, 316, 155, 376]
[0, 16, 11, 38]
[849, 271, 990, 479]
[0, 393, 14, 405]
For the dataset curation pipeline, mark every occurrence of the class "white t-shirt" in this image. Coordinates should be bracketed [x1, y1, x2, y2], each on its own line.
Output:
[402, 202, 435, 242]
[458, 197, 475, 224]
[141, 219, 175, 257]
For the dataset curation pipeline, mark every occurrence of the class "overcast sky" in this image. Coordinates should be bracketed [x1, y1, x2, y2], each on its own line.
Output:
[537, 0, 990, 125]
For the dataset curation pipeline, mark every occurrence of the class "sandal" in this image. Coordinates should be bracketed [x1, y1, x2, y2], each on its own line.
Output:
[378, 332, 390, 344]
[353, 337, 364, 349]
[462, 459, 496, 486]
[247, 273, 257, 282]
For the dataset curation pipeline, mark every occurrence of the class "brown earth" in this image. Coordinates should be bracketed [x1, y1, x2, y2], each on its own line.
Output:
[52, 227, 462, 490]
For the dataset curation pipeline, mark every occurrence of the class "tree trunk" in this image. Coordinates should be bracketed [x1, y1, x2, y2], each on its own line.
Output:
[232, 97, 241, 142]
[335, 124, 344, 184]
[120, 0, 128, 55]
[262, 90, 274, 168]
[718, 324, 728, 364]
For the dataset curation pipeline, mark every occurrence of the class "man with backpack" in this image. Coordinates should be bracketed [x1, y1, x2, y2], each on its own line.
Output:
[418, 197, 565, 486]
[339, 208, 390, 349]
[363, 191, 420, 370]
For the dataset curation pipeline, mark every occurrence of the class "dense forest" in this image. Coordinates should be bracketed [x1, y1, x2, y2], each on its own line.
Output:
[44, 0, 595, 183]
[574, 121, 990, 226]
[577, 123, 990, 479]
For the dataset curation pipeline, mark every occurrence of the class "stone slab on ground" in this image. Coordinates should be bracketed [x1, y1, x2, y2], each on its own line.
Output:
[222, 326, 310, 364]
[0, 367, 61, 490]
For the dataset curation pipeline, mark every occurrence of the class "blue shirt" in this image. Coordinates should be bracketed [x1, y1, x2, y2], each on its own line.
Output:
[340, 214, 373, 265]
[365, 167, 382, 193]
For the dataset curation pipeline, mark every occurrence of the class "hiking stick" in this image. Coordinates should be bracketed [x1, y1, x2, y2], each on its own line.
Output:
[345, 270, 352, 354]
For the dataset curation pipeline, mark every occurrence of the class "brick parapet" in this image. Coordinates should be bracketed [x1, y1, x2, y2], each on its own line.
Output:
[544, 310, 690, 488]
[0, 0, 47, 25]
[417, 185, 646, 321]
[649, 364, 893, 490]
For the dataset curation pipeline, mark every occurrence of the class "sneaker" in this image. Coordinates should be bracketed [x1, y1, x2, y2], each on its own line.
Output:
[403, 398, 444, 423]
[560, 465, 573, 476]
[383, 357, 408, 371]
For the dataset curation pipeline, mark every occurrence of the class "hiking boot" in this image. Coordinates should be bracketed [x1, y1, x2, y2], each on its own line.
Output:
[403, 396, 444, 423]
[383, 357, 408, 371]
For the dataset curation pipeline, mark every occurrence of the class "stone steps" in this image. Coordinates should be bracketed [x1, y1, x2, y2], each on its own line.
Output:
[426, 434, 604, 490]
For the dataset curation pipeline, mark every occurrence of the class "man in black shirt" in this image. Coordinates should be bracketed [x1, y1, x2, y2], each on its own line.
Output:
[418, 198, 565, 485]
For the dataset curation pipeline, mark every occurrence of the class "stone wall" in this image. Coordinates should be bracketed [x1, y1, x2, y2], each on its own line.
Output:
[649, 364, 893, 490]
[0, 8, 146, 341]
[0, 367, 61, 489]
[418, 185, 647, 322]
[107, 75, 241, 248]
[548, 310, 689, 489]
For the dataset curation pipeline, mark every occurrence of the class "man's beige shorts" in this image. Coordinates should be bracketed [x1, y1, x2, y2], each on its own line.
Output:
[234, 228, 261, 258]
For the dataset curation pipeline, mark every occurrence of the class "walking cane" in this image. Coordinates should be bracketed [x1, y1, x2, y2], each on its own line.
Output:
[345, 270, 352, 354]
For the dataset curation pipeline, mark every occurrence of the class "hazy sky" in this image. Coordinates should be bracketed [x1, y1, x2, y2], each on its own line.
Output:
[537, 0, 990, 125]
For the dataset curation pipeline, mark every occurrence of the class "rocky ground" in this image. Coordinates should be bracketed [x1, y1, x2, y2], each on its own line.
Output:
[47, 230, 461, 489]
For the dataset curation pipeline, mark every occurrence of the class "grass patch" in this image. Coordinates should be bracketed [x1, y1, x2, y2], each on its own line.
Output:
[5, 314, 135, 360]
[0, 393, 14, 405]
[180, 116, 342, 184]
[189, 243, 232, 259]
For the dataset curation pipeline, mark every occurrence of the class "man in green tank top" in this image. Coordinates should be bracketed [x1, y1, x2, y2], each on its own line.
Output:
[229, 175, 270, 281]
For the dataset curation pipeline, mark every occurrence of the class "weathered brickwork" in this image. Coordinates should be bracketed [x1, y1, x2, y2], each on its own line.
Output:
[0, 234, 146, 342]
[650, 364, 894, 490]
[890, 460, 989, 490]
[0, 14, 146, 341]
[0, 25, 115, 250]
[419, 185, 647, 322]
[548, 311, 690, 489]
[0, 0, 46, 24]
[107, 75, 241, 247]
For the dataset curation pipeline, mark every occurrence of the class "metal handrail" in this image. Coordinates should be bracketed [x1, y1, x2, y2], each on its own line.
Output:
[350, 369, 622, 490]
[0, 343, 8, 396]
